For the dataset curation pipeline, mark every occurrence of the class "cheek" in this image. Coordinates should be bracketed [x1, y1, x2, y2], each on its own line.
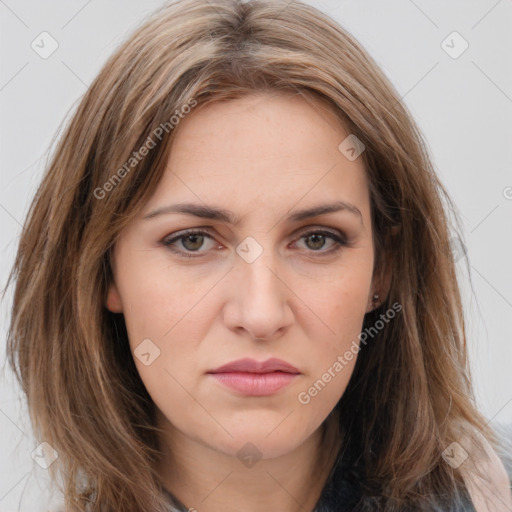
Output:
[113, 255, 211, 401]
[114, 251, 203, 347]
[310, 260, 373, 343]
[298, 261, 373, 399]
[121, 284, 170, 348]
[296, 361, 354, 435]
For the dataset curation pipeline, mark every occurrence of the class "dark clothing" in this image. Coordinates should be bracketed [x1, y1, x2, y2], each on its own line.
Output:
[162, 456, 476, 511]
[312, 455, 476, 511]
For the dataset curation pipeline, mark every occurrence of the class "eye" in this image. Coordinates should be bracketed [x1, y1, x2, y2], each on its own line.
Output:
[162, 229, 217, 258]
[293, 229, 347, 255]
[161, 227, 348, 258]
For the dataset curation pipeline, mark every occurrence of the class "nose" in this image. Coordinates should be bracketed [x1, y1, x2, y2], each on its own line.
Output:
[222, 244, 294, 342]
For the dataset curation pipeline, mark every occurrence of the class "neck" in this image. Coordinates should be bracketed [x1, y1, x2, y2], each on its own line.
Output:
[156, 410, 341, 512]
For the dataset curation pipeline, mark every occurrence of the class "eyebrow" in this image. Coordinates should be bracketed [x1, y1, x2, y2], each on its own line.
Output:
[143, 200, 362, 224]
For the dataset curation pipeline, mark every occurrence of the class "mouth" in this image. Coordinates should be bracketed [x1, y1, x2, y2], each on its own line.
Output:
[207, 357, 300, 396]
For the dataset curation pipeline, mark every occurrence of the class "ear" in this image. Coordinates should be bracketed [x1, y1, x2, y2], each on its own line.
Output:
[106, 280, 123, 313]
[366, 226, 398, 313]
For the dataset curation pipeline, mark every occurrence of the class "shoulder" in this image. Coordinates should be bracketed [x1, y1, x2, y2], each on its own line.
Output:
[457, 429, 512, 512]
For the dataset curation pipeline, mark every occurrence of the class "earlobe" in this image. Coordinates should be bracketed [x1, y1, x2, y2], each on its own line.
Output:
[367, 248, 393, 313]
[106, 282, 123, 313]
[366, 292, 380, 313]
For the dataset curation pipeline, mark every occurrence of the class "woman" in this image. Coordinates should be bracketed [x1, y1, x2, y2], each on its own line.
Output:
[6, 0, 511, 511]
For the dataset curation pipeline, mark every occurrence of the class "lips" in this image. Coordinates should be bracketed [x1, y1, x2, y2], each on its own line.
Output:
[208, 357, 300, 375]
[207, 358, 300, 396]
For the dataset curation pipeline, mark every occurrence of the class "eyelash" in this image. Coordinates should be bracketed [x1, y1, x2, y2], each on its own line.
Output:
[161, 228, 348, 259]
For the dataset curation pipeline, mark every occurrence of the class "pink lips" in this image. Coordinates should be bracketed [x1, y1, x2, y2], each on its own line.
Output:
[207, 358, 300, 396]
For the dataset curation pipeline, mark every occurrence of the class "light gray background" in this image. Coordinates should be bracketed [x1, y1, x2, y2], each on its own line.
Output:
[1, 1, 511, 510]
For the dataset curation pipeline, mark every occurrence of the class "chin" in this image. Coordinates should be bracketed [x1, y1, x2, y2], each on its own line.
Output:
[204, 421, 313, 461]
[215, 436, 303, 462]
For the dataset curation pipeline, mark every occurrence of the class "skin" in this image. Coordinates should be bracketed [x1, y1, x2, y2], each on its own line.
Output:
[106, 92, 390, 512]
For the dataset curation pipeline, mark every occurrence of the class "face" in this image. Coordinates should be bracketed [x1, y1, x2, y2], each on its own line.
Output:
[107, 92, 381, 461]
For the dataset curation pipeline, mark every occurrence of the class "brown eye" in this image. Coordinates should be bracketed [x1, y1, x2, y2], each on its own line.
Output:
[162, 228, 347, 259]
[181, 233, 205, 251]
[162, 229, 217, 258]
[304, 233, 328, 250]
[295, 229, 347, 255]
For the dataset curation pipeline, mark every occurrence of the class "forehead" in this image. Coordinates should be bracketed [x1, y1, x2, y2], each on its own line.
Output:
[143, 92, 370, 225]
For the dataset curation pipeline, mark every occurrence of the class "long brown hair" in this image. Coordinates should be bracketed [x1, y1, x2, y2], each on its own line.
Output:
[5, 0, 497, 510]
